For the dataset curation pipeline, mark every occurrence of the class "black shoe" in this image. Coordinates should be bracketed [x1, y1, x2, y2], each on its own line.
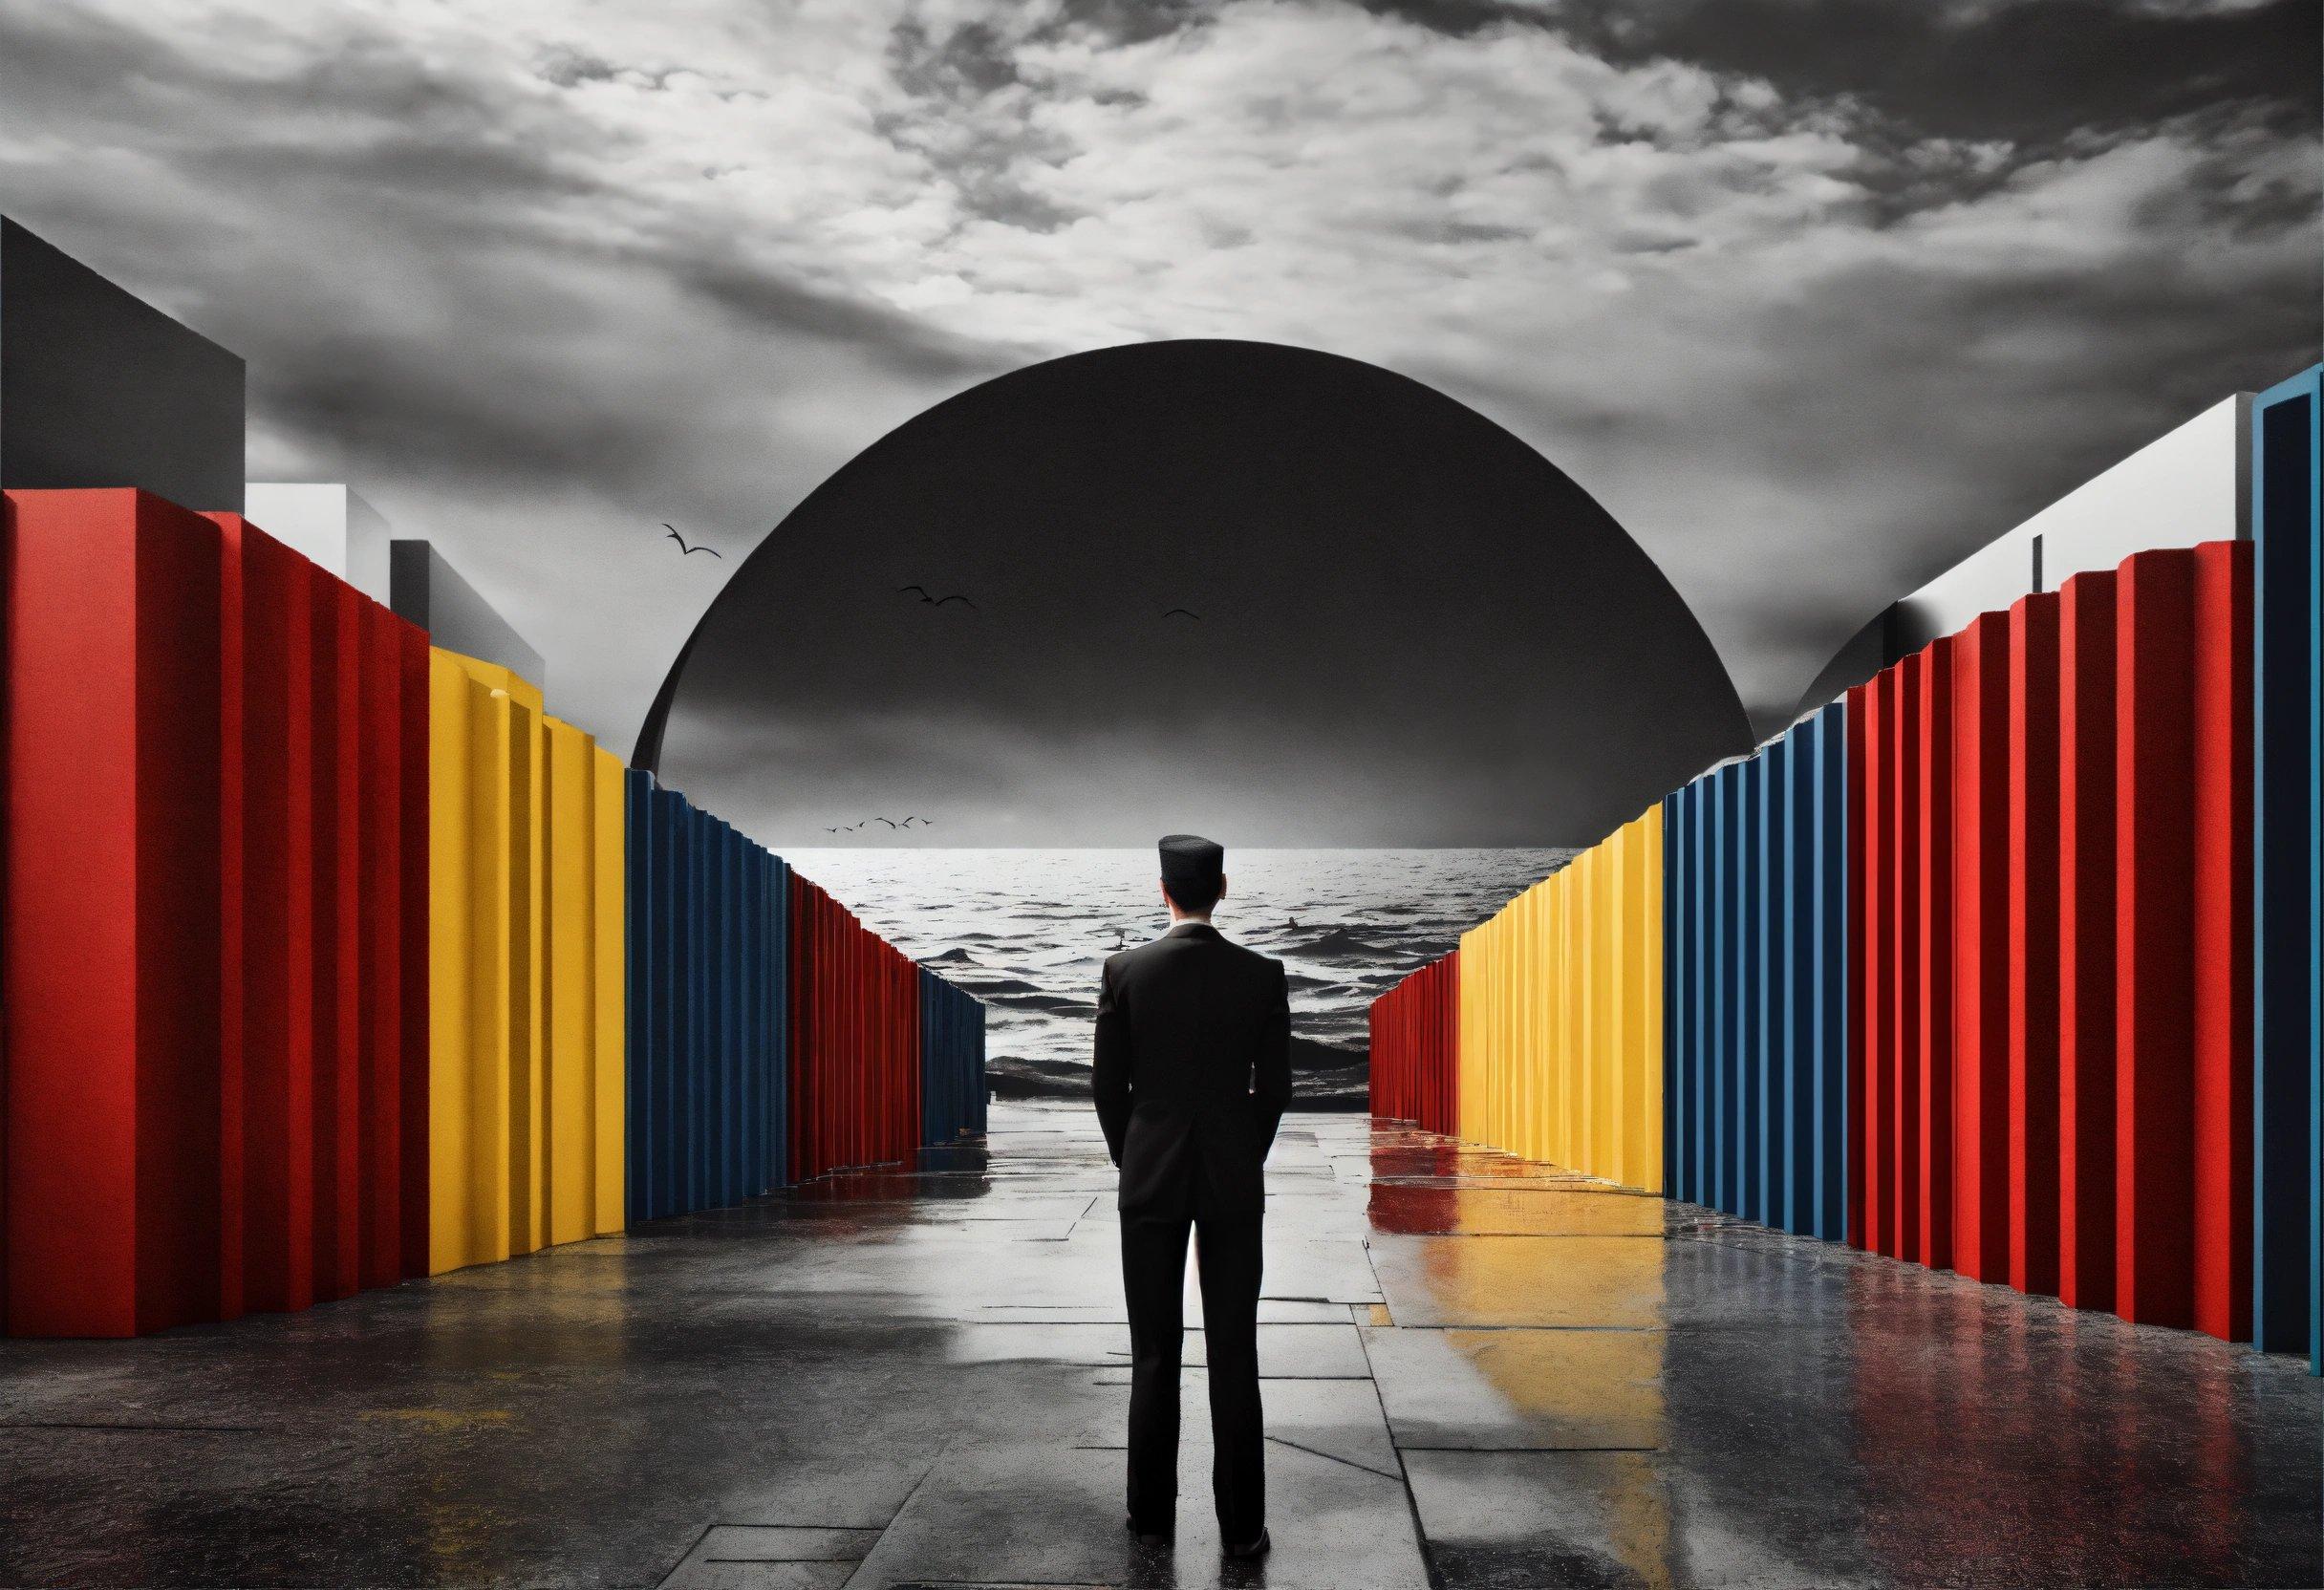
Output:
[1126, 1515, 1173, 1549]
[1224, 1527, 1271, 1559]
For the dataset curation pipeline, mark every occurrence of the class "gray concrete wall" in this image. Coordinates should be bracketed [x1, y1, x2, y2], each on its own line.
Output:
[390, 539, 545, 686]
[0, 216, 245, 511]
[1796, 390, 2254, 719]
[246, 483, 393, 604]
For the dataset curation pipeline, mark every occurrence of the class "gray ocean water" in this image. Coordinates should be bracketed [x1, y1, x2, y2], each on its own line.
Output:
[782, 848, 1570, 1073]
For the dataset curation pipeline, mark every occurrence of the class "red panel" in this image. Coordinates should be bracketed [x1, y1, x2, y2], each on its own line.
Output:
[2056, 568, 2118, 1313]
[1837, 538, 2253, 1341]
[230, 528, 317, 1315]
[216, 515, 250, 1322]
[1369, 952, 1458, 1136]
[2115, 550, 2199, 1328]
[358, 601, 402, 1290]
[4, 489, 222, 1337]
[2006, 591, 2061, 1297]
[2190, 541, 2252, 1341]
[786, 878, 804, 1179]
[331, 579, 364, 1299]
[1950, 616, 2009, 1281]
[790, 874, 915, 1183]
[304, 567, 351, 1303]
[1914, 638, 1954, 1273]
[1890, 657, 1922, 1262]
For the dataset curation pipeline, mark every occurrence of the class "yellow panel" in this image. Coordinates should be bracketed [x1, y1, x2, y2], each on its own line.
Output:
[531, 698, 554, 1253]
[545, 718, 596, 1248]
[1456, 918, 1489, 1147]
[590, 745, 628, 1236]
[436, 649, 546, 714]
[428, 646, 632, 1271]
[1446, 805, 1665, 1193]
[430, 662, 520, 1273]
[427, 653, 474, 1275]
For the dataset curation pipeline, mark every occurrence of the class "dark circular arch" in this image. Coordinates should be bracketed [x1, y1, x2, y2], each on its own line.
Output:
[636, 338, 1752, 846]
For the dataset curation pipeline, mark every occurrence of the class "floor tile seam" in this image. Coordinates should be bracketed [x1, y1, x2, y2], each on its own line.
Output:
[1391, 1444, 1668, 1454]
[1352, 1239, 1446, 1590]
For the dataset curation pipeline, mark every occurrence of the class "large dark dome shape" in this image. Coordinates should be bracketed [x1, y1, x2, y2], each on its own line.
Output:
[644, 339, 1751, 848]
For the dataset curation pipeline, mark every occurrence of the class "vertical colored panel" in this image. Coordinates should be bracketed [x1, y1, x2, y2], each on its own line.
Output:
[624, 768, 655, 1225]
[2115, 550, 2199, 1328]
[1914, 640, 1954, 1273]
[2007, 591, 2062, 1297]
[2190, 541, 2252, 1343]
[216, 517, 312, 1315]
[545, 719, 595, 1248]
[358, 601, 406, 1291]
[1850, 675, 1887, 1254]
[592, 749, 626, 1236]
[306, 569, 351, 1301]
[1951, 615, 2009, 1282]
[397, 619, 432, 1281]
[1664, 708, 1846, 1232]
[2057, 567, 2119, 1313]
[2252, 367, 2321, 1372]
[3, 490, 223, 1337]
[1814, 702, 1849, 1245]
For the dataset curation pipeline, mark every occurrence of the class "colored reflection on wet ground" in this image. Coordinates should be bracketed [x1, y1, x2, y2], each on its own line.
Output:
[0, 1104, 2314, 1587]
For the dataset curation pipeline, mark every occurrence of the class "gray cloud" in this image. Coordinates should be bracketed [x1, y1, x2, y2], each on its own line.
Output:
[0, 0, 2313, 837]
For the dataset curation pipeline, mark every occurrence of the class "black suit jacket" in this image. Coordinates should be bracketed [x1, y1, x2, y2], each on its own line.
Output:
[1092, 921, 1293, 1222]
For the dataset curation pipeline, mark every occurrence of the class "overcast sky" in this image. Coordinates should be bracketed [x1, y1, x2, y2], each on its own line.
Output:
[1, 0, 2314, 838]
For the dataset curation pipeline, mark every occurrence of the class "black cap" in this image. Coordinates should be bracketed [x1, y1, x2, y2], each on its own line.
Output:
[1158, 832, 1225, 884]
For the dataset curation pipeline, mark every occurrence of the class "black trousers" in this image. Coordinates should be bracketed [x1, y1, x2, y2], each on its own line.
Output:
[1121, 1210, 1265, 1541]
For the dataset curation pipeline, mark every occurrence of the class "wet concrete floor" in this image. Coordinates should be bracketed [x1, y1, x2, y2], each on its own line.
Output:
[1, 1101, 2317, 1588]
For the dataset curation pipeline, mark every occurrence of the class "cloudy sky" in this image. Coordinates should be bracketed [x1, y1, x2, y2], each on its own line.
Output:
[2, 0, 2314, 839]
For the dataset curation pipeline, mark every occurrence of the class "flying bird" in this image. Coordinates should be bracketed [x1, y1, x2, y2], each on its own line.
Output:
[873, 817, 900, 828]
[900, 815, 925, 827]
[898, 584, 979, 610]
[662, 524, 721, 558]
[1162, 607, 1199, 620]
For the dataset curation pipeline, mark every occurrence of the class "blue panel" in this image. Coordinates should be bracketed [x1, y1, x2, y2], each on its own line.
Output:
[623, 769, 653, 1225]
[621, 776, 807, 1220]
[1664, 705, 1853, 1237]
[2253, 365, 2322, 1371]
[770, 852, 792, 1188]
[915, 968, 989, 1148]
[1661, 790, 1684, 1204]
[1737, 754, 1762, 1223]
[1817, 702, 1851, 1244]
[1780, 732, 1812, 1235]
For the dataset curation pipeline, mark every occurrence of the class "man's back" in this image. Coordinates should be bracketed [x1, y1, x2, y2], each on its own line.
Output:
[1093, 922, 1291, 1221]
[1097, 835, 1286, 1558]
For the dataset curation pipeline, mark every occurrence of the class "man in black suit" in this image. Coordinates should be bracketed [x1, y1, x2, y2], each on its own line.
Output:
[1093, 834, 1292, 1560]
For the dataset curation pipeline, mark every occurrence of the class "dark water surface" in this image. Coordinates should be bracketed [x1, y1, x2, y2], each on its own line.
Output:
[783, 848, 1569, 1081]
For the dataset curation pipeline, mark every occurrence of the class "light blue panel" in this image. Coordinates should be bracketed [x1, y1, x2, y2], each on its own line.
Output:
[1739, 752, 1764, 1223]
[2252, 364, 2321, 1371]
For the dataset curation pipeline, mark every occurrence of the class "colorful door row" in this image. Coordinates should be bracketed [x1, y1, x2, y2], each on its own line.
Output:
[0, 488, 988, 1337]
[1371, 367, 2320, 1369]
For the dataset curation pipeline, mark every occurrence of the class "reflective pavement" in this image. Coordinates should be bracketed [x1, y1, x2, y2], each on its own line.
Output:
[1, 1101, 2317, 1587]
